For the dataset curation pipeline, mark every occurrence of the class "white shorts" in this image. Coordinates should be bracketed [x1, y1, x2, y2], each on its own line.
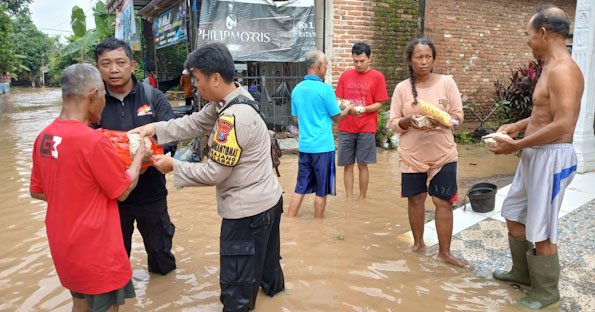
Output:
[501, 144, 577, 244]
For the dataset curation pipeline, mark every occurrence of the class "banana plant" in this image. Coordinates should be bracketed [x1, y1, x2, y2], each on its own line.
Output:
[62, 1, 113, 62]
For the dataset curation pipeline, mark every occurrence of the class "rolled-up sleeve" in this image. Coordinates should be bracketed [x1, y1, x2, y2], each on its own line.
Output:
[446, 77, 464, 124]
[154, 103, 218, 144]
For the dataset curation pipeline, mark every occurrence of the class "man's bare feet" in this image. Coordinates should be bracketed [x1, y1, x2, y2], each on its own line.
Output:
[412, 243, 426, 253]
[437, 252, 470, 268]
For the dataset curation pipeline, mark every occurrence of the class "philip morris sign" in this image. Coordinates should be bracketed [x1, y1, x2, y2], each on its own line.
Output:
[197, 0, 316, 62]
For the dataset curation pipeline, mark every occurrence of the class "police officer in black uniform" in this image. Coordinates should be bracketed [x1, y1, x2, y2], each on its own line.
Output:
[94, 38, 177, 275]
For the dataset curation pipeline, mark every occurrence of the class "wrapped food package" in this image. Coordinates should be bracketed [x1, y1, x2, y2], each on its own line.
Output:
[98, 129, 163, 169]
[419, 100, 452, 126]
[414, 116, 433, 128]
[338, 99, 351, 110]
[127, 133, 152, 156]
[481, 132, 511, 148]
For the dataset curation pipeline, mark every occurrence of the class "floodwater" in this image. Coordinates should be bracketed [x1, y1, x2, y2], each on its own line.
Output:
[0, 88, 526, 311]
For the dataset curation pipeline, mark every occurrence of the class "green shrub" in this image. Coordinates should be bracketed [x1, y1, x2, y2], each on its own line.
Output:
[454, 131, 474, 145]
[376, 108, 396, 148]
[493, 59, 543, 124]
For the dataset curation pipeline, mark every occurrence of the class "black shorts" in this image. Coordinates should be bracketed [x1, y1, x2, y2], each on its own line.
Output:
[401, 162, 458, 201]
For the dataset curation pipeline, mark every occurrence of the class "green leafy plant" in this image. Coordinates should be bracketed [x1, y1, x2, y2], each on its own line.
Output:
[11, 14, 56, 83]
[70, 6, 87, 39]
[376, 108, 397, 149]
[0, 4, 16, 74]
[63, 2, 113, 63]
[454, 130, 474, 145]
[493, 59, 543, 124]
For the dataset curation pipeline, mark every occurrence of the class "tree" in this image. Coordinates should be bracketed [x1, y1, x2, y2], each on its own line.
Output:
[62, 1, 114, 62]
[0, 4, 16, 75]
[11, 14, 57, 83]
[94, 1, 113, 38]
[70, 6, 87, 40]
[47, 47, 80, 86]
[3, 0, 32, 16]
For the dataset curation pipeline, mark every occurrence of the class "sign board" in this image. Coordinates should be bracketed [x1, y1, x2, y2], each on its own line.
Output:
[115, 0, 141, 51]
[197, 0, 316, 62]
[153, 2, 189, 49]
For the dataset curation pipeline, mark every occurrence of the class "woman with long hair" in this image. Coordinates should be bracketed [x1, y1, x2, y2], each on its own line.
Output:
[389, 38, 468, 268]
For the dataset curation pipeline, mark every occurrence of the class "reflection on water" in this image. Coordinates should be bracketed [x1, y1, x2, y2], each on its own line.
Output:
[0, 88, 524, 311]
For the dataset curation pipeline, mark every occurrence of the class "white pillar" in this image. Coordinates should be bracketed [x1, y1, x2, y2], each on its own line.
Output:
[572, 0, 595, 173]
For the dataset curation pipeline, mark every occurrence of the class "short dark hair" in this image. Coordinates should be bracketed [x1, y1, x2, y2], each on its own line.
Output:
[352, 42, 371, 57]
[531, 4, 570, 38]
[184, 42, 235, 83]
[94, 37, 134, 62]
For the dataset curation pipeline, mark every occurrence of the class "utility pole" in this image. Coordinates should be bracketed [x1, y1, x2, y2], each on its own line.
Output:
[40, 53, 49, 87]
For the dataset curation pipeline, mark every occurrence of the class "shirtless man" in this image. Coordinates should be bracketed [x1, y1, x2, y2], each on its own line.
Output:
[488, 5, 584, 309]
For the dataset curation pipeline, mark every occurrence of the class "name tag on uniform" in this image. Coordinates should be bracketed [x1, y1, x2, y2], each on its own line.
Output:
[209, 114, 242, 166]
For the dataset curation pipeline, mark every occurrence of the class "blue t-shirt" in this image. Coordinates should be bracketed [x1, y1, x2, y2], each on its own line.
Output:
[291, 75, 340, 153]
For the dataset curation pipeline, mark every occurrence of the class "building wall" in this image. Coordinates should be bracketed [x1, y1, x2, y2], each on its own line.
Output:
[329, 0, 420, 91]
[424, 0, 576, 115]
[328, 0, 577, 117]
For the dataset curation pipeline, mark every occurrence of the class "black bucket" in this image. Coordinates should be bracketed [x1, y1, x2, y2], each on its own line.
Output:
[465, 183, 497, 213]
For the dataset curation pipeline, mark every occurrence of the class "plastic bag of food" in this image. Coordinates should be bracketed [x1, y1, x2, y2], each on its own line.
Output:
[97, 129, 163, 169]
[413, 115, 434, 128]
[481, 132, 511, 148]
[127, 132, 152, 156]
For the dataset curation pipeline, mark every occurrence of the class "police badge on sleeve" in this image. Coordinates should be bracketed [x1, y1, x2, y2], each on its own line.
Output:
[209, 114, 242, 166]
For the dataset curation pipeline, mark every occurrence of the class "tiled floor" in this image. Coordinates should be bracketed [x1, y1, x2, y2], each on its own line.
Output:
[399, 171, 595, 311]
[400, 171, 595, 247]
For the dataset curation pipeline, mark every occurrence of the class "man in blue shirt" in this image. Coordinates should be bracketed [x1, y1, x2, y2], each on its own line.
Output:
[288, 50, 353, 218]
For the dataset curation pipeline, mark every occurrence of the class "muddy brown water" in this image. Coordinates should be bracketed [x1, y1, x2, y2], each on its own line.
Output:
[1, 88, 527, 311]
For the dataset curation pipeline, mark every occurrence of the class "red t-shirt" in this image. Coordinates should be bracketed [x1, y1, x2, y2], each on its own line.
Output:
[148, 74, 157, 88]
[336, 68, 389, 133]
[30, 119, 132, 294]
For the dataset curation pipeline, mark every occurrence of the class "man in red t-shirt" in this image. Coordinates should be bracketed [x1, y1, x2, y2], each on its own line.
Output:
[336, 42, 389, 199]
[30, 64, 146, 312]
[145, 70, 157, 88]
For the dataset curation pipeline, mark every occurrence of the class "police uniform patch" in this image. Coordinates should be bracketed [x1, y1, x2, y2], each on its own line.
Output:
[209, 114, 242, 166]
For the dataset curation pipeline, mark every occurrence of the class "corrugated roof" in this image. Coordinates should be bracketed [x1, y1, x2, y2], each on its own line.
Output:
[105, 0, 176, 17]
[138, 0, 183, 18]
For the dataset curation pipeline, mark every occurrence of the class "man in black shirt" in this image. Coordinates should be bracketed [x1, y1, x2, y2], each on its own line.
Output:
[94, 37, 177, 275]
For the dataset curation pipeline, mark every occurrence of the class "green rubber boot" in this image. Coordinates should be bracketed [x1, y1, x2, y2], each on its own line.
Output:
[493, 235, 532, 286]
[518, 250, 560, 309]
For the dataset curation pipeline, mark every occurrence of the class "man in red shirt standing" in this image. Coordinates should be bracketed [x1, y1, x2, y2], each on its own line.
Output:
[146, 70, 157, 88]
[336, 42, 389, 199]
[30, 63, 146, 312]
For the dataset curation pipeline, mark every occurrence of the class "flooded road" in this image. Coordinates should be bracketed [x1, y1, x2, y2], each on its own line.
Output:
[0, 88, 525, 311]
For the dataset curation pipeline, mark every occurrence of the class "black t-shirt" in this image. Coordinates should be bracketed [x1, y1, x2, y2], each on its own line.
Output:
[99, 78, 176, 208]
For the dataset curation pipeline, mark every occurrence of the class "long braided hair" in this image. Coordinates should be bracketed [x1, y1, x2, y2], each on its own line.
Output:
[404, 38, 436, 105]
